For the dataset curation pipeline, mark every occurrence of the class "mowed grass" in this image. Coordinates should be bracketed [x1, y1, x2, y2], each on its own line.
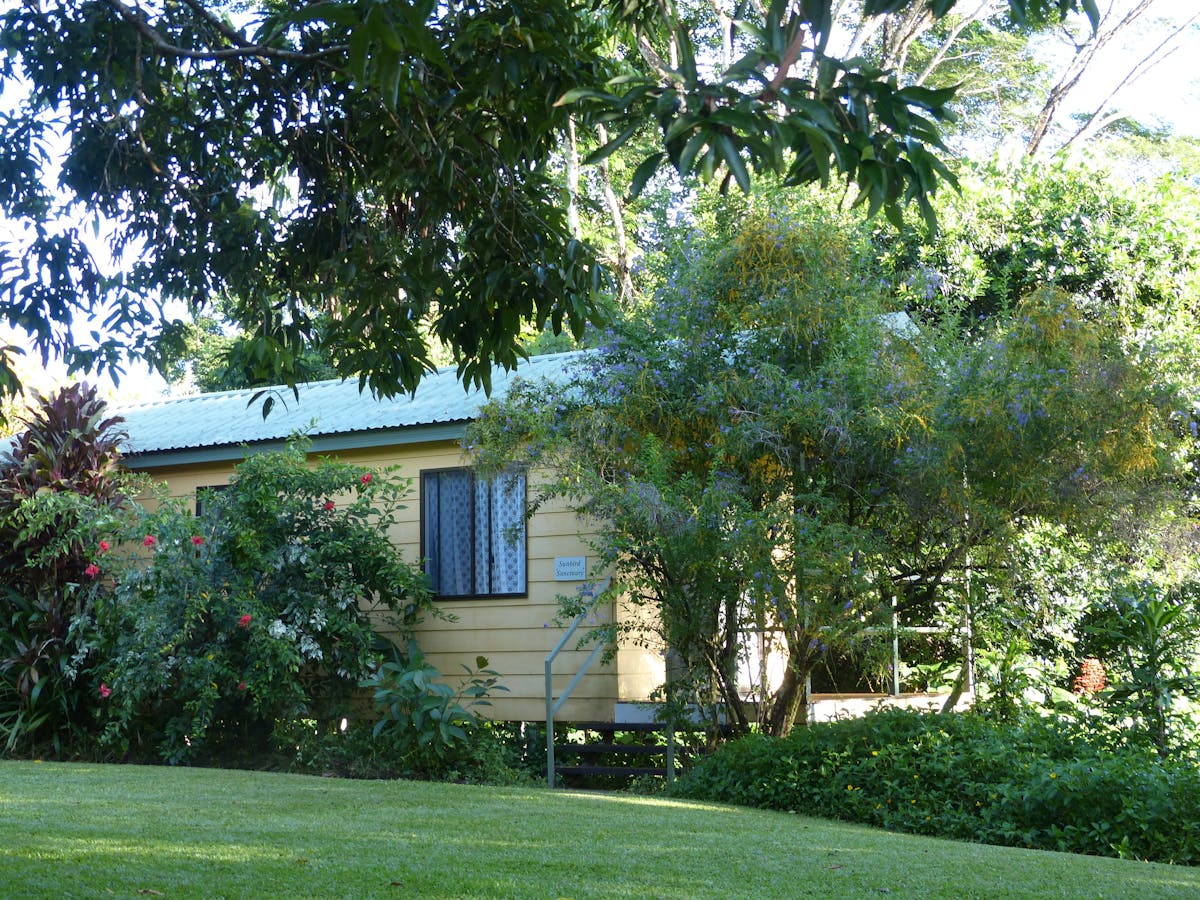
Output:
[1, 761, 1197, 899]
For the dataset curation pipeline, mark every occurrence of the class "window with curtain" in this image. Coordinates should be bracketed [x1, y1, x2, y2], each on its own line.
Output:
[421, 468, 527, 598]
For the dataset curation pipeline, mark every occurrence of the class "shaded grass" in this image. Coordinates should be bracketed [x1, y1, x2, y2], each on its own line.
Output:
[1, 761, 1197, 898]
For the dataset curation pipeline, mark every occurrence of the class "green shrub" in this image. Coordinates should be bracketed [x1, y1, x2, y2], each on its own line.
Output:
[94, 440, 432, 765]
[362, 645, 510, 778]
[1083, 583, 1200, 757]
[3, 398, 514, 775]
[293, 700, 535, 785]
[675, 709, 1200, 865]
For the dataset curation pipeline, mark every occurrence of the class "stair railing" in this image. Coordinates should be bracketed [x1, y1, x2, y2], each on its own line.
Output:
[544, 577, 611, 787]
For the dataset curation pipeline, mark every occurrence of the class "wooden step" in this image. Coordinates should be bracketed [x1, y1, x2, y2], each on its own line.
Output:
[548, 720, 719, 787]
[556, 742, 666, 757]
[554, 765, 670, 777]
[567, 721, 673, 733]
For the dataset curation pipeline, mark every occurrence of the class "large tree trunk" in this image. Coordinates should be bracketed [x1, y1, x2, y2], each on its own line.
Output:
[764, 661, 809, 736]
[594, 124, 634, 304]
[565, 117, 582, 241]
[940, 657, 971, 713]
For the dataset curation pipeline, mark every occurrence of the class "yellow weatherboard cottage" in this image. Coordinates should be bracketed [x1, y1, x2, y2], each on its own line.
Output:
[114, 351, 663, 724]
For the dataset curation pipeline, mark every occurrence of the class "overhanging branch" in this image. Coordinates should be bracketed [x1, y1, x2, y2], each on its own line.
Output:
[100, 0, 347, 64]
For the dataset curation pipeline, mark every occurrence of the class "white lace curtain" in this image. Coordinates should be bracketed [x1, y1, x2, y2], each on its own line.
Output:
[424, 469, 525, 597]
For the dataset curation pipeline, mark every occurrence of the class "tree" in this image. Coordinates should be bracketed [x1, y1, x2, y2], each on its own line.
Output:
[879, 156, 1200, 324]
[562, 0, 1198, 309]
[0, 1, 1100, 400]
[865, 156, 1200, 720]
[157, 305, 339, 394]
[471, 196, 1191, 736]
[1026, 0, 1200, 156]
[824, 1, 1197, 158]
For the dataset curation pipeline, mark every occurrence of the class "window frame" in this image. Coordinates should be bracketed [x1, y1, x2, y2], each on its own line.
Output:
[195, 484, 228, 517]
[419, 466, 528, 600]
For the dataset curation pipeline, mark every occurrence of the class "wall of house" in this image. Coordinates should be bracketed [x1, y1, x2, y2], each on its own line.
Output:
[130, 439, 664, 722]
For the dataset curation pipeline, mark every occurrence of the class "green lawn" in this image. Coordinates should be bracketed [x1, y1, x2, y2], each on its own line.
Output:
[1, 761, 1197, 898]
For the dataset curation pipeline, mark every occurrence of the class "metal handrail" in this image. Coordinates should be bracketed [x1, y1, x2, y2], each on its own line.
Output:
[545, 577, 611, 787]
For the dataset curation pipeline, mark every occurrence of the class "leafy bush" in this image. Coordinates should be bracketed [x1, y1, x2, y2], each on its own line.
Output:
[0, 382, 128, 511]
[94, 440, 432, 765]
[2, 395, 512, 777]
[1083, 583, 1200, 757]
[293, 655, 527, 784]
[294, 716, 536, 785]
[363, 644, 509, 777]
[0, 495, 119, 756]
[675, 709, 1200, 865]
[884, 158, 1199, 323]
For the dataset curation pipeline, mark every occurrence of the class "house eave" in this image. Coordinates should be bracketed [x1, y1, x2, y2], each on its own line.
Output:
[123, 422, 469, 470]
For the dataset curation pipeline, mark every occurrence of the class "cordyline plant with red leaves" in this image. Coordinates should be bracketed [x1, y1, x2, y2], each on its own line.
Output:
[0, 383, 139, 756]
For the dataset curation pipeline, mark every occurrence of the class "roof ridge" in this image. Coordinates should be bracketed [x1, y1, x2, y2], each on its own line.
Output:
[115, 348, 587, 457]
[113, 347, 591, 414]
[110, 378, 350, 413]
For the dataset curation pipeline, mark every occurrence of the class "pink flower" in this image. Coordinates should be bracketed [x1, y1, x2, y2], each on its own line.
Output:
[236, 681, 247, 692]
[98, 540, 111, 553]
[191, 535, 204, 546]
[238, 614, 252, 629]
[99, 683, 112, 700]
[359, 473, 373, 485]
[323, 500, 336, 512]
[84, 563, 101, 579]
[142, 535, 157, 548]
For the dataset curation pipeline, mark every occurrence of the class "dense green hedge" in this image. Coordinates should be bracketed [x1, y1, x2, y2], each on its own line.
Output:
[674, 710, 1200, 865]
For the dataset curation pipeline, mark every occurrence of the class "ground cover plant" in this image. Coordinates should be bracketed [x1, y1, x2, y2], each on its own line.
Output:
[675, 709, 1200, 866]
[2, 760, 1200, 899]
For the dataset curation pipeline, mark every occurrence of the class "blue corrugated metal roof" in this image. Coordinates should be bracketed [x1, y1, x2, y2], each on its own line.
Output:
[114, 351, 582, 464]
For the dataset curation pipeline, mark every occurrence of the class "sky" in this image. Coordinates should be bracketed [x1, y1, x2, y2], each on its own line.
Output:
[1, 0, 1198, 408]
[1056, 0, 1200, 137]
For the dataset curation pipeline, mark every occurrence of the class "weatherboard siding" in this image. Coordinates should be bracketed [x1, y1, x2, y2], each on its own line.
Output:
[126, 439, 658, 722]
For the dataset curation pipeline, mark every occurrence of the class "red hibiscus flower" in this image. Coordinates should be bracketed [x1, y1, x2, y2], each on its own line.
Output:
[84, 563, 101, 579]
[323, 500, 335, 512]
[142, 535, 157, 548]
[237, 681, 247, 692]
[191, 535, 204, 546]
[238, 614, 252, 628]
[99, 683, 112, 700]
[98, 540, 111, 553]
[359, 472, 373, 485]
